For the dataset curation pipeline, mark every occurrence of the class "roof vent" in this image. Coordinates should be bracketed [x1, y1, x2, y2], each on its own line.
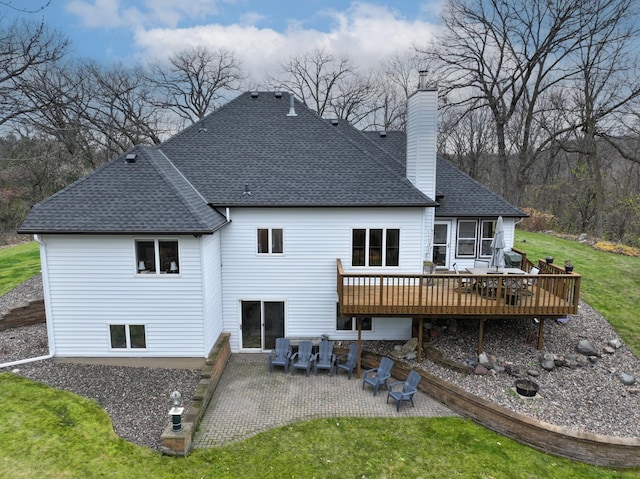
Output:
[251, 91, 259, 98]
[274, 91, 282, 98]
[331, 119, 339, 126]
[125, 153, 137, 163]
[286, 94, 297, 117]
[379, 131, 387, 137]
[242, 183, 252, 196]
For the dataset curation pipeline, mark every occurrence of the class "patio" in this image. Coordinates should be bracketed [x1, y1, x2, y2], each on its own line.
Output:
[192, 353, 458, 448]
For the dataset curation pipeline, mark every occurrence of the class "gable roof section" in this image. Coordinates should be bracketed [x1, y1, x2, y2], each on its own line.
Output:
[18, 146, 228, 234]
[361, 131, 526, 218]
[160, 92, 434, 207]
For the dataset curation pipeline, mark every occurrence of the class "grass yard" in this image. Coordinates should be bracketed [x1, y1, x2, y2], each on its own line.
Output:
[0, 241, 40, 296]
[514, 230, 640, 357]
[0, 372, 637, 479]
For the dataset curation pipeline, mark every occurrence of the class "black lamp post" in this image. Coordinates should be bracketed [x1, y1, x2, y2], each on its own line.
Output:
[169, 390, 184, 432]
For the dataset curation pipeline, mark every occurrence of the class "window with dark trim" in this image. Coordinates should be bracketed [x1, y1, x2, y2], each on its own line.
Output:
[351, 228, 400, 267]
[257, 228, 284, 254]
[136, 239, 179, 274]
[109, 324, 146, 349]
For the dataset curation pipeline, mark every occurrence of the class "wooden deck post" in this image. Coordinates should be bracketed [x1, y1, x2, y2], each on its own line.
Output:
[417, 317, 423, 362]
[356, 317, 362, 379]
[477, 318, 486, 355]
[537, 318, 545, 350]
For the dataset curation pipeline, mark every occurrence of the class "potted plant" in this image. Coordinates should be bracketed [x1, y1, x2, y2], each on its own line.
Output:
[564, 260, 574, 273]
[423, 260, 435, 274]
[545, 256, 554, 264]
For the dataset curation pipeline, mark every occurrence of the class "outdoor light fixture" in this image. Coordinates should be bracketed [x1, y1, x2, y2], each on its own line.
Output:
[169, 390, 184, 432]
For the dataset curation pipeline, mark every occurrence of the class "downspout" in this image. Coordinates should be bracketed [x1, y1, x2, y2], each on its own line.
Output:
[0, 234, 55, 369]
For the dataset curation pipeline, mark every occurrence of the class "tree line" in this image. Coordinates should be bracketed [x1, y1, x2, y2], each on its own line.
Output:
[2, 0, 640, 248]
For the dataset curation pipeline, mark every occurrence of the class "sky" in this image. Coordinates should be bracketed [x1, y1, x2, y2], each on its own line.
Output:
[13, 0, 441, 82]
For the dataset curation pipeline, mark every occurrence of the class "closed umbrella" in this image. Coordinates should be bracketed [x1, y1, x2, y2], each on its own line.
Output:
[489, 216, 505, 271]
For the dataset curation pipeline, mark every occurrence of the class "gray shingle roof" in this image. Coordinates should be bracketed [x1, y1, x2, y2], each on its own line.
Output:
[361, 131, 526, 218]
[18, 146, 228, 234]
[160, 92, 434, 207]
[19, 90, 523, 235]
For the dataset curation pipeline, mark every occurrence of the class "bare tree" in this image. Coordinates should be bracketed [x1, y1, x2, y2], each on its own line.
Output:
[439, 106, 496, 183]
[85, 62, 166, 153]
[559, 0, 640, 237]
[269, 46, 377, 124]
[0, 17, 68, 127]
[366, 51, 425, 131]
[423, 0, 623, 204]
[147, 46, 245, 124]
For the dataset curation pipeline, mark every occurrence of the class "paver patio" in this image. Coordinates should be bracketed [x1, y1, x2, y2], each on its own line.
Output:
[193, 353, 458, 448]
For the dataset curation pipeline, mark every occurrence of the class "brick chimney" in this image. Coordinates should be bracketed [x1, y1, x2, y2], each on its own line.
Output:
[406, 71, 437, 200]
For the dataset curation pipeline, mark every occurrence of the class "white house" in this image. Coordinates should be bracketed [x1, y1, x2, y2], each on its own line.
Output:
[19, 74, 525, 362]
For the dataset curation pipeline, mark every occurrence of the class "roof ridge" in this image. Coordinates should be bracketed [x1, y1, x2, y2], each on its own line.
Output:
[141, 147, 227, 232]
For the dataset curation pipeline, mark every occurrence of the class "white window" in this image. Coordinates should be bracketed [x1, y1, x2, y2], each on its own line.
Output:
[351, 228, 400, 267]
[456, 221, 477, 257]
[136, 239, 179, 274]
[257, 228, 283, 254]
[336, 304, 373, 331]
[109, 324, 146, 349]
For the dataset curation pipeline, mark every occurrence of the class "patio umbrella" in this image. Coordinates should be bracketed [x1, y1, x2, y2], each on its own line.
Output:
[489, 216, 505, 271]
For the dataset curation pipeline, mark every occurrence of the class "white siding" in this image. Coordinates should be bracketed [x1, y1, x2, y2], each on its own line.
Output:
[406, 89, 437, 199]
[201, 232, 224, 355]
[41, 234, 208, 357]
[220, 207, 425, 352]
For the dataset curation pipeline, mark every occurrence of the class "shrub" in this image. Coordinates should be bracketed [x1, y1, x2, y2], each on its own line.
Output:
[517, 208, 558, 232]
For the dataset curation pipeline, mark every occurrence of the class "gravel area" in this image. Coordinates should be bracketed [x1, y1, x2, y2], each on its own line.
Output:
[2, 275, 639, 451]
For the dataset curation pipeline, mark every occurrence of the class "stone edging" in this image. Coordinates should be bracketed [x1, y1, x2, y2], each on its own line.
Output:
[360, 351, 640, 469]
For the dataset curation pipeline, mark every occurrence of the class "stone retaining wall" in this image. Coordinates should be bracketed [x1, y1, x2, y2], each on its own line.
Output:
[0, 300, 45, 331]
[161, 333, 230, 455]
[360, 351, 640, 469]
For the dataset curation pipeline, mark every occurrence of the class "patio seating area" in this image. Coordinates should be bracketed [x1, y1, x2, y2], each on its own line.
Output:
[192, 353, 457, 448]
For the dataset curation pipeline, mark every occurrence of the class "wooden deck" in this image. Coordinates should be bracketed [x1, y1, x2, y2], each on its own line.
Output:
[336, 258, 581, 354]
[337, 260, 580, 319]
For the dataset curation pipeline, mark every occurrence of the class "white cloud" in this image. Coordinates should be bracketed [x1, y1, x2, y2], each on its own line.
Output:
[66, 0, 129, 28]
[66, 0, 227, 29]
[134, 2, 438, 82]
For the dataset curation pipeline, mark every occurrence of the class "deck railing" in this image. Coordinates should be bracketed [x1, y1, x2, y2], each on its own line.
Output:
[337, 259, 580, 318]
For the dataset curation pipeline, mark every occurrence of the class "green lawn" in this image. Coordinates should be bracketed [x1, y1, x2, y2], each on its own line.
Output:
[0, 372, 637, 479]
[1, 237, 640, 477]
[514, 230, 640, 357]
[0, 241, 41, 296]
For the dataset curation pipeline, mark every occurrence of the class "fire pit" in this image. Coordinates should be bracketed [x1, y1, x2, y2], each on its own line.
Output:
[514, 379, 539, 397]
